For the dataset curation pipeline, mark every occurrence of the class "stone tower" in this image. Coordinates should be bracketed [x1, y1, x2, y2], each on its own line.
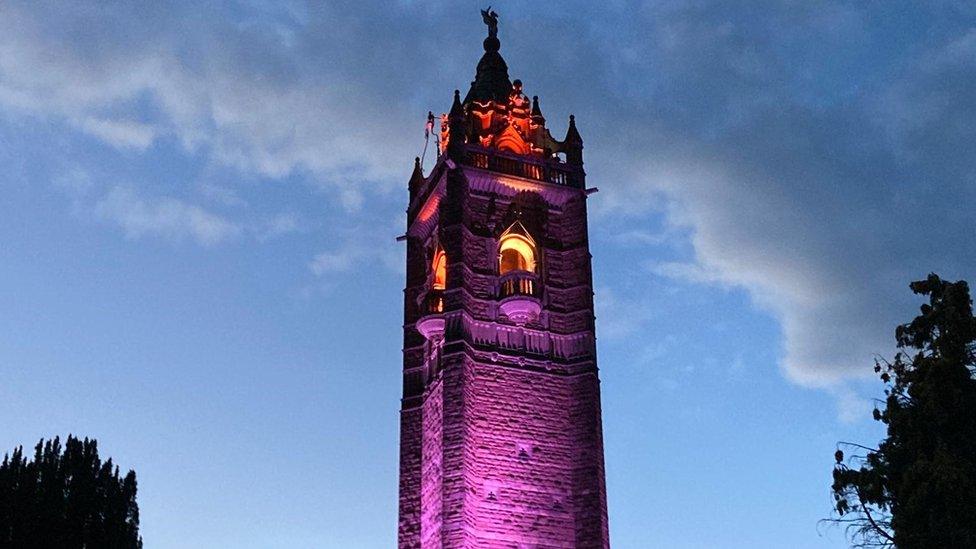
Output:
[398, 11, 610, 548]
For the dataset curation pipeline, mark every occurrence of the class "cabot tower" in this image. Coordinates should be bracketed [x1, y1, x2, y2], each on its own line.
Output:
[398, 10, 610, 548]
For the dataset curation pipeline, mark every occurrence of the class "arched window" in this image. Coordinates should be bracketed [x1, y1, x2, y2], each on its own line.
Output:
[498, 223, 536, 274]
[432, 248, 447, 290]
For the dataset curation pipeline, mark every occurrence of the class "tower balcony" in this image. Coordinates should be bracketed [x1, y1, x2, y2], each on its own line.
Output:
[463, 146, 583, 188]
[497, 271, 542, 326]
[416, 289, 445, 340]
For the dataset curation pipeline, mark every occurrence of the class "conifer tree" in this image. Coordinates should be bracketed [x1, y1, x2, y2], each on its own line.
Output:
[0, 435, 142, 548]
[831, 274, 976, 548]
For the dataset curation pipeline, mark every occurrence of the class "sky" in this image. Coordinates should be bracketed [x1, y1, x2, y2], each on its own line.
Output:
[0, 1, 973, 547]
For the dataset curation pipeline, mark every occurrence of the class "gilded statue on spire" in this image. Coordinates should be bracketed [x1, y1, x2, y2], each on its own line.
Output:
[481, 7, 499, 38]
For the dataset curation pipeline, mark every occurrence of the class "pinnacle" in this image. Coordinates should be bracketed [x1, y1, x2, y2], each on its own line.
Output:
[464, 8, 511, 105]
[450, 89, 464, 118]
[564, 114, 583, 149]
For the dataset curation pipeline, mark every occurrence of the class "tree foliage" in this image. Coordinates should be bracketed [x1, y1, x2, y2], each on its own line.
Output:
[0, 435, 142, 548]
[831, 274, 976, 548]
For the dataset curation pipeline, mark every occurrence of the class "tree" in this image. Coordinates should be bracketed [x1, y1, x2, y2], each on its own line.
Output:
[830, 274, 976, 548]
[0, 435, 142, 548]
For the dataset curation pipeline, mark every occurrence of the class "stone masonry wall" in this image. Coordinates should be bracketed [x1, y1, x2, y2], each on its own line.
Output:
[400, 165, 609, 548]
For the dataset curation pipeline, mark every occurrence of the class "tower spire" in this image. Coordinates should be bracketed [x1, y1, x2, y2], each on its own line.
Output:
[408, 156, 424, 199]
[465, 8, 511, 105]
[563, 114, 584, 166]
[564, 114, 582, 145]
[447, 89, 466, 161]
[531, 95, 545, 125]
[449, 89, 464, 118]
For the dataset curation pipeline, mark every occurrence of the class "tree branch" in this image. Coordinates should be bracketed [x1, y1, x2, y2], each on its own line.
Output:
[838, 441, 880, 454]
[860, 500, 895, 546]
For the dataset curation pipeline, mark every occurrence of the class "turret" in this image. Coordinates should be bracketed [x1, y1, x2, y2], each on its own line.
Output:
[531, 95, 545, 126]
[563, 114, 583, 166]
[408, 156, 424, 200]
[447, 89, 466, 162]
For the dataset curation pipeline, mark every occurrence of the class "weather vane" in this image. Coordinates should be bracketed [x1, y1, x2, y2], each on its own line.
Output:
[481, 6, 498, 38]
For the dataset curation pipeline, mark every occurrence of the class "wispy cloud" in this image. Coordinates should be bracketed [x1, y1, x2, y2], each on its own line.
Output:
[648, 261, 726, 288]
[309, 249, 359, 275]
[77, 117, 156, 150]
[309, 240, 401, 277]
[257, 212, 305, 242]
[0, 3, 453, 187]
[832, 386, 874, 425]
[594, 286, 657, 340]
[94, 186, 242, 246]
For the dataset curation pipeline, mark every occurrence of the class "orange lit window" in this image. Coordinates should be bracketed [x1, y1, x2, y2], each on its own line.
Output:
[432, 249, 447, 289]
[498, 228, 536, 275]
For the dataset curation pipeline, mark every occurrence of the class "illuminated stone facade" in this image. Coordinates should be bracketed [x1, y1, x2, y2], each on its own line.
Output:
[398, 13, 609, 548]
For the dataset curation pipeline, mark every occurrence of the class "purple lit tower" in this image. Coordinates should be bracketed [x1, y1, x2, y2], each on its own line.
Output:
[398, 10, 610, 548]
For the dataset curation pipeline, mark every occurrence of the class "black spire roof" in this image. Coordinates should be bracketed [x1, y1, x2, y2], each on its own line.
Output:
[463, 16, 512, 105]
[564, 114, 582, 145]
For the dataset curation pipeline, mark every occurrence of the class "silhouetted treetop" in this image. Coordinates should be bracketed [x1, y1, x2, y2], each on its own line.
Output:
[830, 274, 976, 548]
[0, 435, 142, 548]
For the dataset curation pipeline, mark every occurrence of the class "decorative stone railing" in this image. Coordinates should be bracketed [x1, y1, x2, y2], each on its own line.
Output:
[497, 271, 542, 325]
[463, 146, 583, 188]
[416, 289, 446, 339]
[424, 289, 445, 314]
[498, 271, 541, 300]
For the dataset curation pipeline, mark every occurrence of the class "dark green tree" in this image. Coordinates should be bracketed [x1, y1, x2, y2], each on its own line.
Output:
[0, 435, 142, 548]
[831, 274, 976, 548]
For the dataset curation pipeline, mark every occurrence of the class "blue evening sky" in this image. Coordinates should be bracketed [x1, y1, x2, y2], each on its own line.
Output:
[1, 2, 974, 547]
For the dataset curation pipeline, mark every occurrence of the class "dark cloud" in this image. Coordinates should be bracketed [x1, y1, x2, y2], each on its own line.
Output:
[584, 1, 976, 384]
[1, 0, 973, 385]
